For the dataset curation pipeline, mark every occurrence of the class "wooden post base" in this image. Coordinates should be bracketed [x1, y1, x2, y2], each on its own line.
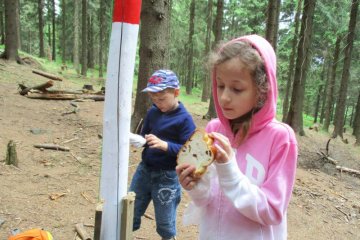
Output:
[94, 192, 136, 240]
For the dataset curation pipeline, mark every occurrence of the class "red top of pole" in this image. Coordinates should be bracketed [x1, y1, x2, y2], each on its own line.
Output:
[113, 0, 141, 24]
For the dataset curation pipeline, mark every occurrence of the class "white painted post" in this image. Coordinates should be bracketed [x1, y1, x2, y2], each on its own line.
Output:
[99, 1, 142, 239]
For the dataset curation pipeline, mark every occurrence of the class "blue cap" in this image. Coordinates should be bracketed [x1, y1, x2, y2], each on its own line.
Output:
[142, 69, 180, 93]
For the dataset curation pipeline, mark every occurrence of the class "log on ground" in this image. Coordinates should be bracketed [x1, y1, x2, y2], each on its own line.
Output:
[26, 92, 104, 101]
[32, 69, 64, 81]
[19, 80, 54, 95]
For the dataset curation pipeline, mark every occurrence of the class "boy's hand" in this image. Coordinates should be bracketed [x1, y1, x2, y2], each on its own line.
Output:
[210, 132, 234, 163]
[176, 164, 199, 190]
[145, 134, 168, 151]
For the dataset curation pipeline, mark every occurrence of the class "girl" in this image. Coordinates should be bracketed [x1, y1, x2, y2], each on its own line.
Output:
[176, 35, 298, 240]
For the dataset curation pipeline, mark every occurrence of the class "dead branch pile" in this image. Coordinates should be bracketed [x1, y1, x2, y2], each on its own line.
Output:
[18, 79, 104, 101]
[318, 138, 360, 178]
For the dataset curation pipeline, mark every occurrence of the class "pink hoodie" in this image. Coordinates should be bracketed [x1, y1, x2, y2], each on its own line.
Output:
[187, 35, 298, 239]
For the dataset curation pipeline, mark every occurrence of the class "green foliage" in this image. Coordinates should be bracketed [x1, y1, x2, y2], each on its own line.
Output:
[178, 87, 209, 116]
[5, 0, 358, 131]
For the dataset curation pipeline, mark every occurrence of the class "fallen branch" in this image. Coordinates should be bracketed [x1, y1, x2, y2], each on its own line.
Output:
[61, 137, 79, 144]
[336, 166, 360, 177]
[18, 80, 54, 95]
[32, 69, 63, 81]
[49, 192, 67, 200]
[75, 223, 91, 240]
[326, 138, 332, 155]
[70, 151, 82, 163]
[317, 151, 338, 165]
[62, 101, 80, 116]
[334, 206, 349, 222]
[34, 144, 70, 151]
[26, 92, 104, 101]
[143, 213, 154, 220]
[81, 191, 95, 203]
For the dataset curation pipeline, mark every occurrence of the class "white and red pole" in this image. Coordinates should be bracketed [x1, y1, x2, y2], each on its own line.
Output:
[100, 0, 141, 239]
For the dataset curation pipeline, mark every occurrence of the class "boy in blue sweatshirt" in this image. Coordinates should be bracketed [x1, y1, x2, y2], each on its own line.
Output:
[129, 69, 196, 240]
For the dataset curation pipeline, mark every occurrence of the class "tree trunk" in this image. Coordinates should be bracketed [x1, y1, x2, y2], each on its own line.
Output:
[38, 0, 45, 58]
[323, 36, 341, 131]
[98, 0, 105, 78]
[47, 23, 51, 58]
[0, 0, 4, 45]
[313, 84, 323, 123]
[81, 0, 87, 76]
[332, 0, 359, 138]
[1, 0, 21, 62]
[73, 0, 80, 74]
[16, 0, 20, 50]
[349, 104, 355, 127]
[61, 0, 66, 64]
[353, 90, 360, 143]
[319, 56, 331, 124]
[286, 0, 316, 136]
[314, 54, 328, 123]
[265, 0, 281, 51]
[51, 0, 56, 61]
[185, 0, 195, 95]
[205, 0, 224, 120]
[87, 14, 94, 69]
[282, 0, 302, 122]
[201, 0, 213, 103]
[131, 0, 171, 132]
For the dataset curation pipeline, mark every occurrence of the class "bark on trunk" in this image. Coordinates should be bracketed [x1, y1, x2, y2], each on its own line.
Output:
[185, 0, 195, 95]
[38, 0, 45, 58]
[282, 0, 302, 122]
[205, 0, 223, 120]
[1, 0, 21, 63]
[201, 0, 213, 103]
[286, 0, 316, 136]
[332, 0, 359, 138]
[131, 0, 171, 132]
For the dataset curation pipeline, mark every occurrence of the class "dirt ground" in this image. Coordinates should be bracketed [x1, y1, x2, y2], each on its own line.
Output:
[0, 59, 359, 240]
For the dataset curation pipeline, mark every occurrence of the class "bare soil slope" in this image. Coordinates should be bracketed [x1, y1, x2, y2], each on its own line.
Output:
[0, 59, 359, 239]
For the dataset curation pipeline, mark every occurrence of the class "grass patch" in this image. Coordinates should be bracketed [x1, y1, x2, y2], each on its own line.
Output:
[178, 87, 209, 116]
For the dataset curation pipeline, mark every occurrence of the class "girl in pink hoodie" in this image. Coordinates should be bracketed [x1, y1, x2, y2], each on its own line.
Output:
[176, 35, 298, 240]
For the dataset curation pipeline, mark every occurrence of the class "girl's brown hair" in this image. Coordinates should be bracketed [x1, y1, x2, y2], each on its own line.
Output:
[209, 40, 268, 145]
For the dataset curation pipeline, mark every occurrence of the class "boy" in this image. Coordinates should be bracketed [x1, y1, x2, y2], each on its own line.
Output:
[129, 69, 196, 240]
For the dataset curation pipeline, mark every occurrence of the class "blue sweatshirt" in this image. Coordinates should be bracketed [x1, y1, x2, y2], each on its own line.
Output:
[141, 102, 196, 170]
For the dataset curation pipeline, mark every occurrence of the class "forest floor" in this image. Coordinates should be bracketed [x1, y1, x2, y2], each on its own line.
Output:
[0, 58, 359, 240]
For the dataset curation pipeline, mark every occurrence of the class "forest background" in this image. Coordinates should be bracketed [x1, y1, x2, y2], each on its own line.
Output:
[0, 0, 359, 142]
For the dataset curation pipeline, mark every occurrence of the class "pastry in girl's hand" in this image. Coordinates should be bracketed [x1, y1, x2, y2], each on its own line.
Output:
[177, 129, 216, 178]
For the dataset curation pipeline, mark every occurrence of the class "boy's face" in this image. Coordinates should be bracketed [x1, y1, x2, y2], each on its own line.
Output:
[148, 88, 179, 113]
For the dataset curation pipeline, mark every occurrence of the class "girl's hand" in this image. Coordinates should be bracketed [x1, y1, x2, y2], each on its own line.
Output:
[145, 134, 168, 151]
[210, 132, 234, 163]
[176, 164, 199, 190]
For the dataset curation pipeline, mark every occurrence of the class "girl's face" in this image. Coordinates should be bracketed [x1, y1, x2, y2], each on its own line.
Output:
[216, 58, 258, 120]
[148, 89, 179, 113]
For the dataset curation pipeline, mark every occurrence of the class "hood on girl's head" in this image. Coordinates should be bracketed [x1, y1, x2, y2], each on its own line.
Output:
[211, 35, 277, 138]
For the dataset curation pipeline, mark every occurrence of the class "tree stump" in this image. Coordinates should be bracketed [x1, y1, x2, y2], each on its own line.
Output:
[5, 140, 18, 167]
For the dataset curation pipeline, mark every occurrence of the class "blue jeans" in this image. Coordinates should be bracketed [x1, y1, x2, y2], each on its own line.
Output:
[129, 162, 181, 239]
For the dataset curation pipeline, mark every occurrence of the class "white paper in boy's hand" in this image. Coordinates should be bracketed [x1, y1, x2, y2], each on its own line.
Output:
[129, 133, 146, 148]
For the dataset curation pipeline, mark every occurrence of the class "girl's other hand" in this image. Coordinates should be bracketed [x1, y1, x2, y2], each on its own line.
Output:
[210, 132, 234, 163]
[176, 164, 199, 190]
